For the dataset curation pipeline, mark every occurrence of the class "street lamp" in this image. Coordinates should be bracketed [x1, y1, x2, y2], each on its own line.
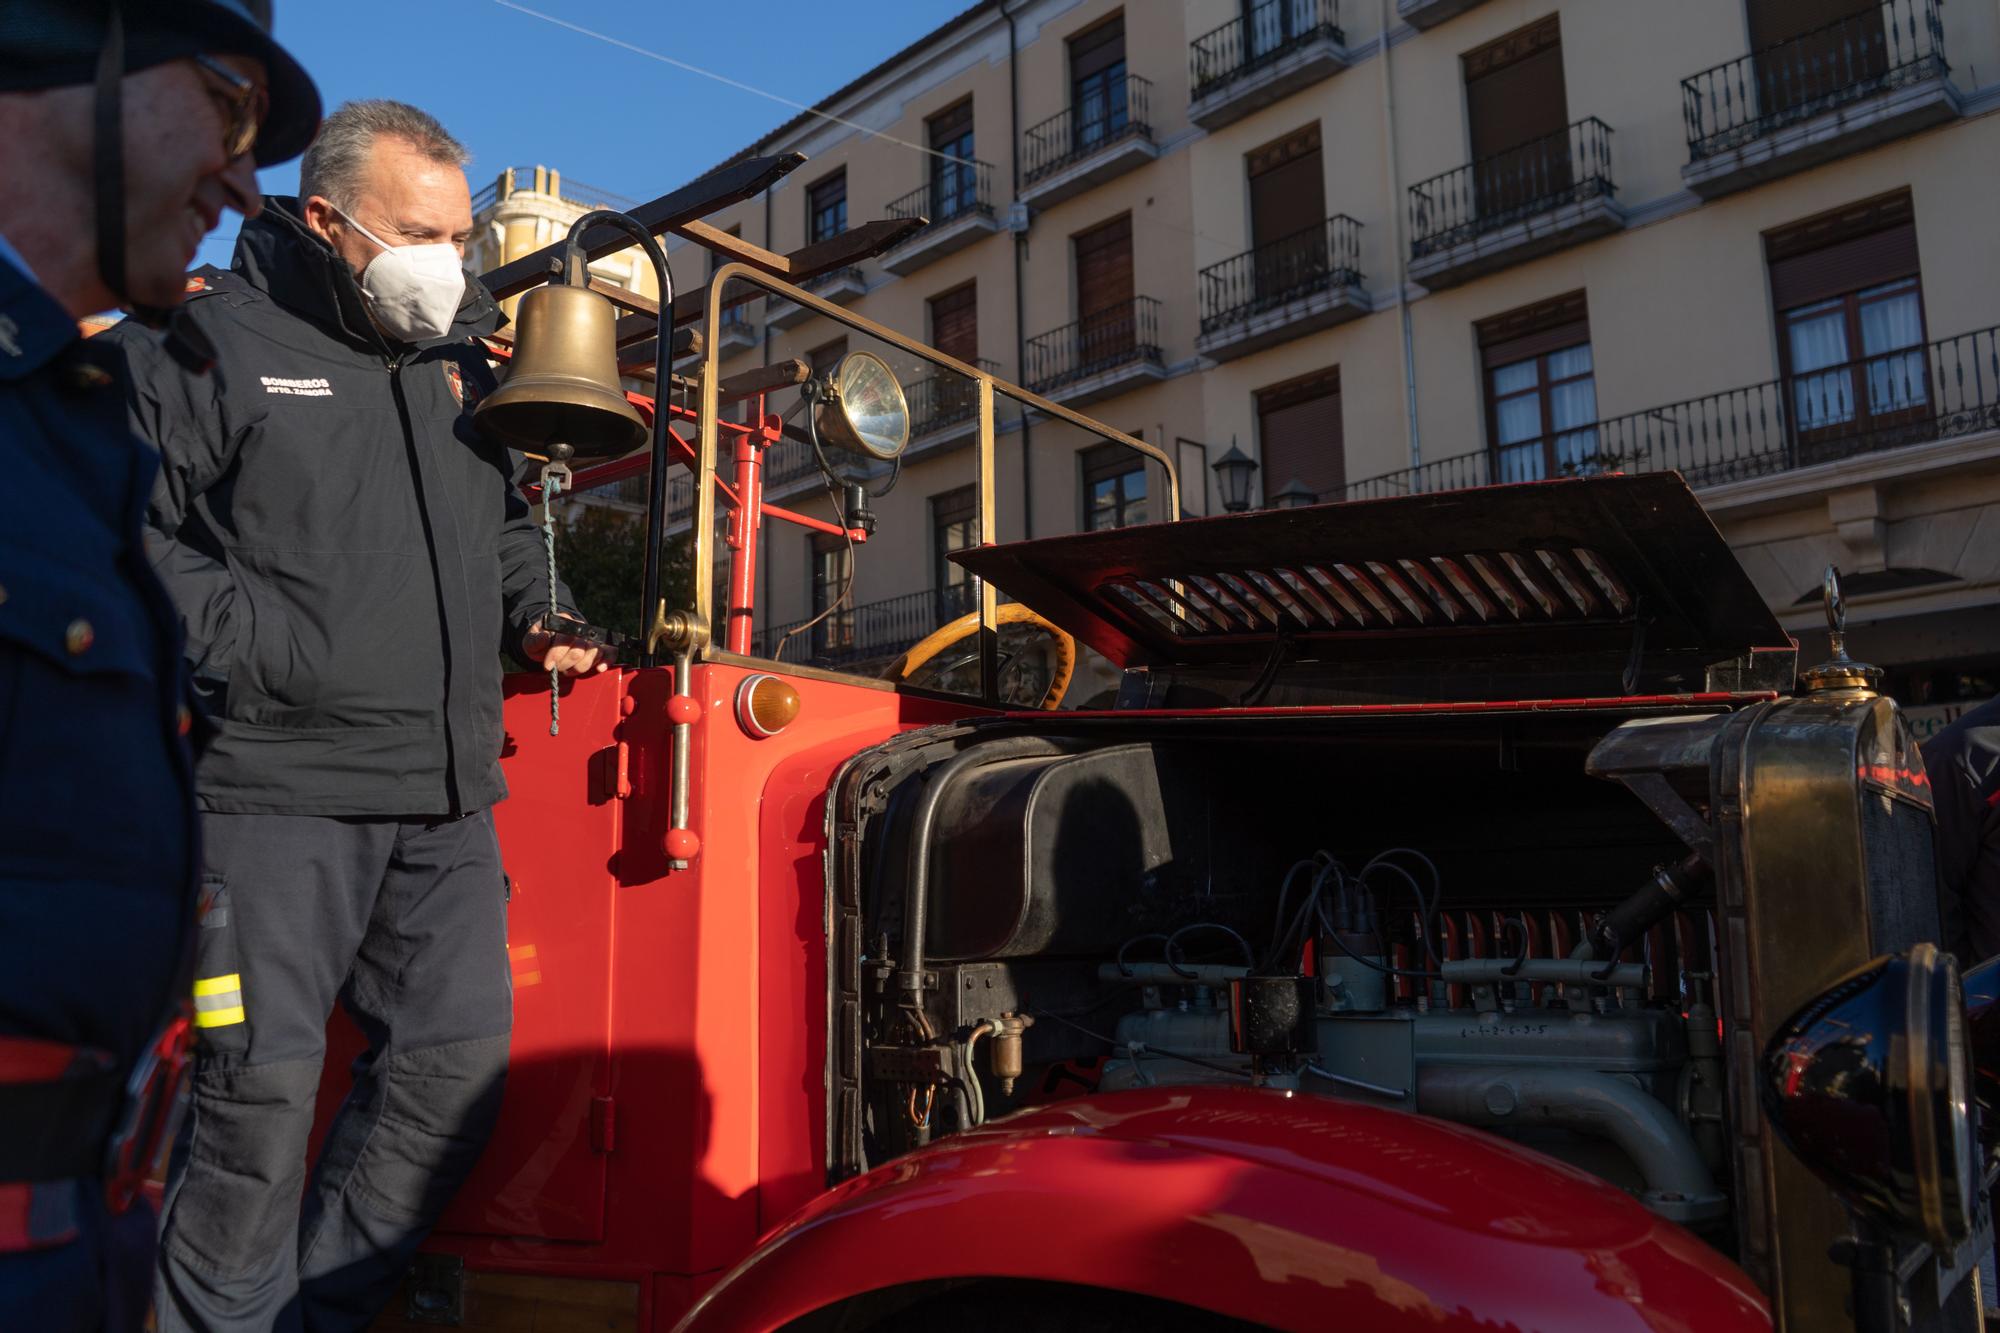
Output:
[1211, 437, 1258, 513]
[1271, 479, 1317, 509]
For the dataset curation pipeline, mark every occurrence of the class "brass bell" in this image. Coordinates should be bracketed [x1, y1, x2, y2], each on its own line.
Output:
[476, 282, 647, 461]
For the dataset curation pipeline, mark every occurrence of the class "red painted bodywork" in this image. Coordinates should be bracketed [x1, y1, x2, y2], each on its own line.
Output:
[315, 663, 1782, 1329]
[677, 1087, 1772, 1333]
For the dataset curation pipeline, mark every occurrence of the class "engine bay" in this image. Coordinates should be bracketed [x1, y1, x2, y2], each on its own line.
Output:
[831, 709, 1739, 1240]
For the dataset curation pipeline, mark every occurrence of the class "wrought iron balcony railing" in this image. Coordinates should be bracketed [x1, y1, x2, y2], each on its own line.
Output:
[1190, 0, 1342, 98]
[1199, 216, 1362, 335]
[1025, 297, 1163, 395]
[1332, 324, 2000, 504]
[908, 359, 1004, 439]
[1023, 73, 1153, 184]
[756, 583, 979, 667]
[1408, 117, 1615, 260]
[1682, 0, 1947, 160]
[885, 163, 995, 233]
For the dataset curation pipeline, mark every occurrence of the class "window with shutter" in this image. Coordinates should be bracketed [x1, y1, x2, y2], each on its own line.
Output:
[1080, 441, 1147, 530]
[1074, 215, 1134, 370]
[1463, 17, 1568, 219]
[929, 284, 978, 361]
[1765, 191, 1927, 457]
[1248, 124, 1327, 301]
[1069, 15, 1128, 152]
[931, 485, 978, 616]
[809, 531, 853, 654]
[928, 100, 977, 221]
[1256, 368, 1344, 503]
[808, 171, 847, 244]
[1477, 292, 1598, 482]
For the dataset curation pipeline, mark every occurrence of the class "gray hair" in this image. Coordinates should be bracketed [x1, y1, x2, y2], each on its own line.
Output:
[299, 100, 470, 210]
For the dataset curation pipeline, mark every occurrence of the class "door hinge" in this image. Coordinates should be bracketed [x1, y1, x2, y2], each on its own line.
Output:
[590, 1095, 617, 1153]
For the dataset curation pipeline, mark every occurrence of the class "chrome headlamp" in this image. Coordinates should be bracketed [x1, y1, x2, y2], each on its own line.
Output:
[813, 351, 910, 461]
[1763, 943, 1977, 1250]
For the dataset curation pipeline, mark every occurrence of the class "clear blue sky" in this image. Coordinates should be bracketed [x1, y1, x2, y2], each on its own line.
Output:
[196, 0, 968, 270]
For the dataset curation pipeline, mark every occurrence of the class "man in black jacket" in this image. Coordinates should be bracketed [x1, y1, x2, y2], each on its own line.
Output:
[106, 99, 603, 1331]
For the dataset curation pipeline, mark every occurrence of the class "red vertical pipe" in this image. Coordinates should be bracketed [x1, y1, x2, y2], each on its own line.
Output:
[725, 402, 771, 655]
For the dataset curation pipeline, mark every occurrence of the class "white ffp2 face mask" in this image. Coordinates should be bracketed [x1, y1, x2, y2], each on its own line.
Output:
[333, 207, 467, 344]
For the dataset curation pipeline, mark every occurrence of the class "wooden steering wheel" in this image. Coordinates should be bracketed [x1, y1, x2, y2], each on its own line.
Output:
[883, 602, 1076, 710]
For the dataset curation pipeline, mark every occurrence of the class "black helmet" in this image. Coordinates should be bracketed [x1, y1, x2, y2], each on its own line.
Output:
[0, 0, 321, 165]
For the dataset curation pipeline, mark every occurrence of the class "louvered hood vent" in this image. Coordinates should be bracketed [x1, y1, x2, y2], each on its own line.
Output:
[952, 474, 1794, 698]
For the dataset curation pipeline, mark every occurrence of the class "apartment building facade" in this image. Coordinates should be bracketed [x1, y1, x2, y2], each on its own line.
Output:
[474, 0, 2000, 721]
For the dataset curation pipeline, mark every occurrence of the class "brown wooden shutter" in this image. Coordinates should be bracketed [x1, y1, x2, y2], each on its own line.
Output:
[1464, 17, 1568, 161]
[1248, 124, 1325, 251]
[929, 284, 979, 361]
[1476, 290, 1590, 368]
[1749, 0, 1887, 114]
[1766, 193, 1918, 310]
[1257, 368, 1345, 500]
[927, 99, 974, 148]
[1069, 15, 1126, 82]
[1074, 215, 1133, 316]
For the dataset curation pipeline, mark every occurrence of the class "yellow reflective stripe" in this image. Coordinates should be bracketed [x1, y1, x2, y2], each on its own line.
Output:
[193, 974, 241, 998]
[194, 1005, 245, 1028]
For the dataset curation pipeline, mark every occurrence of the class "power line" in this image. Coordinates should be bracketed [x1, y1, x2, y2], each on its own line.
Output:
[486, 0, 973, 165]
[484, 0, 1244, 254]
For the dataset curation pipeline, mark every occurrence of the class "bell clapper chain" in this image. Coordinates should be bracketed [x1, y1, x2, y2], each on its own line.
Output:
[538, 448, 575, 737]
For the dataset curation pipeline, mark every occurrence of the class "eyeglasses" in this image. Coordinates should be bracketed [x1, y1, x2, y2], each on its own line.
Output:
[191, 54, 268, 162]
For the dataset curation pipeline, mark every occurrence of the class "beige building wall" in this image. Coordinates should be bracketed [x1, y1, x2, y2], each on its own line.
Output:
[475, 0, 2000, 718]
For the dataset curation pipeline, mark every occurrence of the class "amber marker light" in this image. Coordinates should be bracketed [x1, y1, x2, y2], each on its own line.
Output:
[737, 674, 802, 739]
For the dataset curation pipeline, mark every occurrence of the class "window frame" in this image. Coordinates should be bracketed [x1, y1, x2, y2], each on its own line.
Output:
[1080, 441, 1148, 532]
[807, 170, 848, 246]
[927, 100, 978, 221]
[930, 485, 979, 618]
[808, 529, 854, 655]
[1776, 275, 1931, 446]
[1481, 322, 1597, 482]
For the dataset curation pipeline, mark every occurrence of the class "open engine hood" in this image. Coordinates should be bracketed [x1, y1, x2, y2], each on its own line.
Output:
[952, 474, 1795, 698]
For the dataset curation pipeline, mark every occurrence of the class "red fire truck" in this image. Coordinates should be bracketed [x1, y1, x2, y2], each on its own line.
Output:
[344, 162, 1990, 1332]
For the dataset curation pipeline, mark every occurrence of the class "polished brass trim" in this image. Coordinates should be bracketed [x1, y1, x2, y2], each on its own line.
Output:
[1904, 941, 1944, 1246]
[690, 262, 1183, 668]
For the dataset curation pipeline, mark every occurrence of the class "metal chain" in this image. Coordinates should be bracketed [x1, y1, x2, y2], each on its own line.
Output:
[539, 464, 570, 736]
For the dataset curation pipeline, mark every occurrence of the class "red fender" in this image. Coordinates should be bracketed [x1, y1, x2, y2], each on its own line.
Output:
[678, 1087, 1770, 1332]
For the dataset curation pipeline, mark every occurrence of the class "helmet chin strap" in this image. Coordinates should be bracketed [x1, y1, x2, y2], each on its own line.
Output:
[92, 0, 217, 375]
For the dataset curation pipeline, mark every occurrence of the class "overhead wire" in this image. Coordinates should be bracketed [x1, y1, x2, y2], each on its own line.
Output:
[483, 0, 1253, 254]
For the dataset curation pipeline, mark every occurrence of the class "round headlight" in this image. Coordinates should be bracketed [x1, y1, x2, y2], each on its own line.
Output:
[1763, 943, 1976, 1250]
[814, 351, 909, 461]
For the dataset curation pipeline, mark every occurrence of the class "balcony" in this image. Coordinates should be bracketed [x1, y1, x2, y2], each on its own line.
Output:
[1020, 74, 1157, 211]
[1406, 117, 1622, 291]
[714, 302, 758, 355]
[1189, 0, 1348, 131]
[1197, 216, 1367, 362]
[1330, 324, 2000, 504]
[756, 583, 978, 669]
[1395, 0, 1494, 30]
[1681, 0, 1958, 199]
[881, 165, 1001, 275]
[907, 359, 1004, 457]
[1025, 297, 1166, 407]
[767, 266, 867, 330]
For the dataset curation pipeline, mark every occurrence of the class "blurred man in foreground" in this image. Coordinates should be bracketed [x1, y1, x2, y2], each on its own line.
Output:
[0, 2, 317, 1328]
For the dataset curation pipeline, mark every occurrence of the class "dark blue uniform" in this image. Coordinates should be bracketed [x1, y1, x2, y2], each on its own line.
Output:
[0, 257, 200, 1328]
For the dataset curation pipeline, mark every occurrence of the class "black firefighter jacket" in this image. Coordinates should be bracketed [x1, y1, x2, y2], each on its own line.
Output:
[105, 199, 575, 817]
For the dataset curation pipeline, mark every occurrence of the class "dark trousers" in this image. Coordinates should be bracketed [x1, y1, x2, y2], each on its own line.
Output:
[154, 811, 511, 1333]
